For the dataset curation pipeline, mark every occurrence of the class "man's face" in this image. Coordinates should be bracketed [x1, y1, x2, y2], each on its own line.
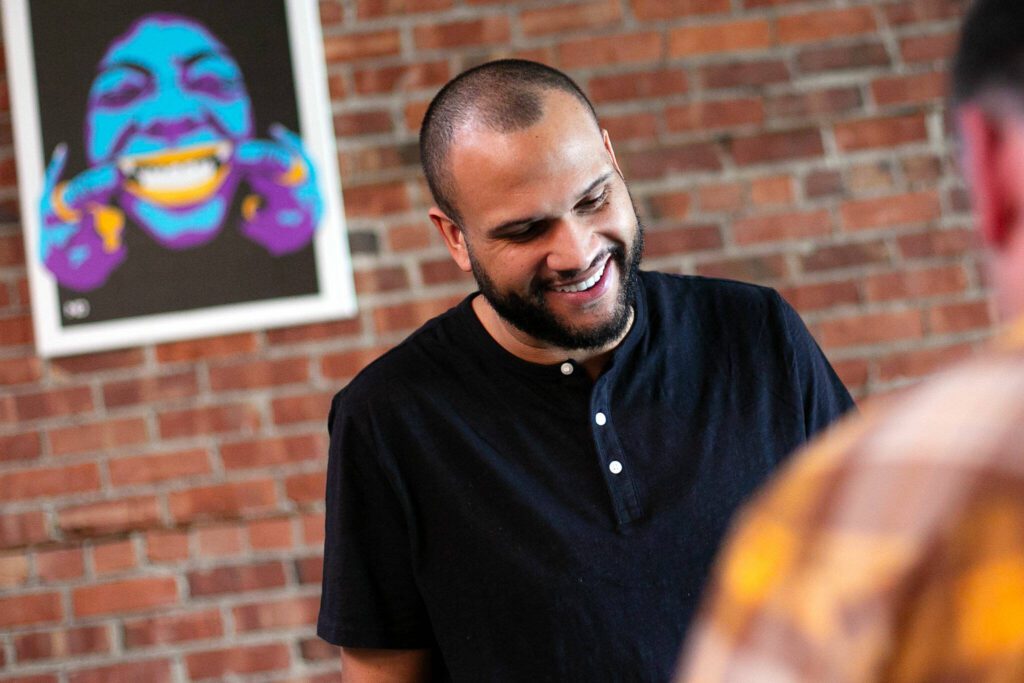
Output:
[442, 91, 644, 351]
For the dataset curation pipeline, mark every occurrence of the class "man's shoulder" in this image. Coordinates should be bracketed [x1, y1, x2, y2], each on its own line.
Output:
[640, 270, 786, 330]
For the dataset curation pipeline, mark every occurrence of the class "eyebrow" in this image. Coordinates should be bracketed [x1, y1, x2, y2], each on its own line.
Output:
[485, 171, 614, 238]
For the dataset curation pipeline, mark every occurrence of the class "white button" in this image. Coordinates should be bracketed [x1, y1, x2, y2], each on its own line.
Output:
[560, 362, 574, 376]
[595, 412, 607, 426]
[609, 460, 623, 474]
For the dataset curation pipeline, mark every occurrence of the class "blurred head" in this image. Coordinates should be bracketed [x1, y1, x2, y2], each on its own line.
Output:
[420, 59, 644, 353]
[953, 0, 1024, 318]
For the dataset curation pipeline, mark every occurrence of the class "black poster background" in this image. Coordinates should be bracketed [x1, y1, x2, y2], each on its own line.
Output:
[29, 0, 320, 327]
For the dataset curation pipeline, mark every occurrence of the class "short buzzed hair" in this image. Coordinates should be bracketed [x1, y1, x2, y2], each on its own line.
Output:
[419, 59, 600, 226]
[952, 0, 1024, 109]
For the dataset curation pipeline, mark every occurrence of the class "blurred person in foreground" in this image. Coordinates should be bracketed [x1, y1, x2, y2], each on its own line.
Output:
[677, 1, 1024, 680]
[317, 59, 854, 682]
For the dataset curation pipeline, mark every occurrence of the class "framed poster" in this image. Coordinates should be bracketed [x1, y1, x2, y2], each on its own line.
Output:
[2, 0, 355, 357]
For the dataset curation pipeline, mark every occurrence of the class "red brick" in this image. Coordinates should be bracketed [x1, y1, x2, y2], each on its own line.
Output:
[700, 60, 789, 89]
[357, 0, 451, 17]
[373, 295, 465, 335]
[168, 480, 278, 523]
[354, 61, 450, 95]
[751, 176, 795, 206]
[91, 540, 137, 575]
[322, 346, 390, 380]
[522, 0, 622, 36]
[124, 609, 223, 648]
[733, 210, 831, 245]
[220, 434, 324, 470]
[145, 530, 190, 563]
[48, 417, 148, 456]
[0, 592, 62, 627]
[647, 192, 692, 221]
[208, 358, 309, 391]
[296, 556, 324, 585]
[559, 31, 663, 68]
[0, 511, 49, 548]
[333, 110, 393, 137]
[698, 183, 744, 212]
[343, 182, 410, 217]
[631, 0, 728, 19]
[884, 0, 965, 25]
[695, 254, 788, 281]
[878, 343, 973, 382]
[187, 643, 291, 679]
[0, 355, 41, 385]
[301, 637, 338, 661]
[588, 68, 688, 103]
[9, 387, 93, 422]
[50, 349, 145, 376]
[841, 191, 942, 231]
[804, 169, 844, 199]
[354, 265, 411, 294]
[0, 432, 40, 463]
[102, 371, 198, 408]
[15, 626, 111, 662]
[669, 19, 771, 56]
[848, 162, 897, 193]
[0, 232, 24, 266]
[59, 497, 161, 536]
[265, 317, 362, 345]
[796, 41, 890, 73]
[158, 404, 261, 439]
[621, 143, 721, 180]
[927, 301, 992, 334]
[818, 310, 924, 348]
[731, 129, 823, 165]
[900, 31, 958, 63]
[903, 155, 943, 184]
[285, 472, 327, 504]
[898, 228, 976, 259]
[872, 72, 947, 106]
[324, 30, 401, 62]
[302, 513, 326, 547]
[271, 391, 335, 425]
[108, 449, 211, 487]
[833, 358, 870, 392]
[666, 98, 764, 132]
[403, 100, 431, 134]
[0, 463, 99, 501]
[156, 333, 258, 363]
[778, 281, 860, 312]
[777, 7, 876, 44]
[0, 314, 32, 345]
[248, 517, 294, 550]
[387, 223, 435, 252]
[196, 525, 246, 558]
[864, 265, 968, 302]
[643, 225, 723, 257]
[0, 675, 58, 683]
[320, 0, 343, 24]
[0, 553, 29, 587]
[420, 258, 473, 286]
[35, 547, 84, 582]
[414, 17, 509, 49]
[67, 660, 172, 683]
[188, 561, 287, 597]
[73, 577, 178, 617]
[800, 241, 890, 273]
[835, 114, 928, 151]
[603, 112, 659, 141]
[233, 596, 321, 632]
[767, 88, 862, 120]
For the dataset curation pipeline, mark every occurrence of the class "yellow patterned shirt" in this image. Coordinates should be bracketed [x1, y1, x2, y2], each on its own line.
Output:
[677, 317, 1024, 682]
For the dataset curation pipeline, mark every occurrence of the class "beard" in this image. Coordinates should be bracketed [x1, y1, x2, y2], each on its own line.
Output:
[468, 218, 644, 352]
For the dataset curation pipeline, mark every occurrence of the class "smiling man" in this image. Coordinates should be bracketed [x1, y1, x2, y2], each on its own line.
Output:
[318, 60, 854, 682]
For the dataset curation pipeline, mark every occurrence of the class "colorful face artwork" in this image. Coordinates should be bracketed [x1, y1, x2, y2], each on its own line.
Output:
[39, 13, 322, 291]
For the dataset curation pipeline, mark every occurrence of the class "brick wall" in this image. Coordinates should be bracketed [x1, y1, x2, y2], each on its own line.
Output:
[0, 0, 977, 681]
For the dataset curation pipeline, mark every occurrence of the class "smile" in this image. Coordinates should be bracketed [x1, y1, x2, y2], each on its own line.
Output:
[552, 256, 609, 293]
[120, 142, 232, 207]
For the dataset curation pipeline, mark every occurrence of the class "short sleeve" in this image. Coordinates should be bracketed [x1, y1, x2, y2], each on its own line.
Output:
[317, 389, 434, 648]
[774, 291, 856, 438]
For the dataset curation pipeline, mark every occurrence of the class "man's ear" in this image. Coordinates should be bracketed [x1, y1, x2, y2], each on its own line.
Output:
[602, 129, 624, 180]
[428, 207, 473, 272]
[959, 105, 1014, 248]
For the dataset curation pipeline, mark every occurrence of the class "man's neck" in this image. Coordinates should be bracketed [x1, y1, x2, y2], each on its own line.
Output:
[470, 295, 633, 380]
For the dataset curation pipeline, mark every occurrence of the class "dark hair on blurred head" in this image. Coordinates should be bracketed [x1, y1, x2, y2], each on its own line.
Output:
[952, 0, 1024, 110]
[419, 59, 599, 226]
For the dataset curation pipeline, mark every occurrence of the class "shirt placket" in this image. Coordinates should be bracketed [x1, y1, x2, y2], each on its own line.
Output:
[588, 371, 644, 527]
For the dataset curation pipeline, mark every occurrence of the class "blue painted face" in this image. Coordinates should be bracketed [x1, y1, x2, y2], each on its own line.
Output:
[85, 14, 254, 245]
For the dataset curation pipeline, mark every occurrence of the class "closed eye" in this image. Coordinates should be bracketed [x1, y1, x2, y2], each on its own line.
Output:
[576, 187, 610, 214]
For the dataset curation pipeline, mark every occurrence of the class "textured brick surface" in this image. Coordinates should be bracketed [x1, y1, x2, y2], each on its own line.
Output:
[0, 1, 986, 680]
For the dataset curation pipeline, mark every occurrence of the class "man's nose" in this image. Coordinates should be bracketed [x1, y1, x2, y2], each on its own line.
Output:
[545, 217, 597, 275]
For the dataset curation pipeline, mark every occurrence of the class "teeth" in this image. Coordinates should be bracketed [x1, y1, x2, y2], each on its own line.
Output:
[554, 259, 607, 293]
[134, 158, 218, 191]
